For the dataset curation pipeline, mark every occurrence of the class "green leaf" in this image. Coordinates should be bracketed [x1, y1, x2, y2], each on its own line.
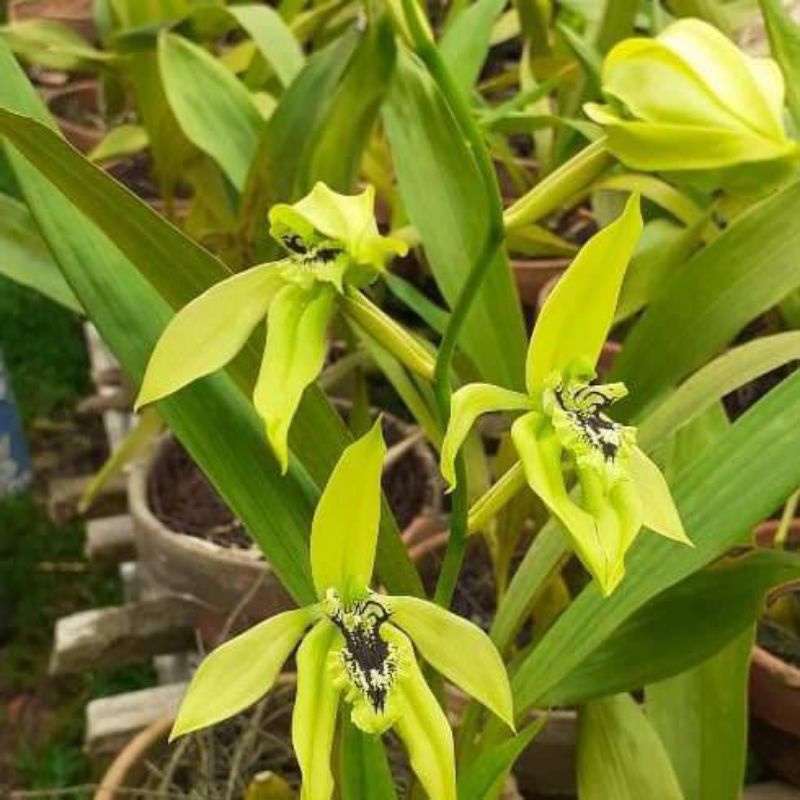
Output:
[457, 720, 545, 800]
[614, 180, 800, 419]
[1, 19, 114, 71]
[136, 264, 283, 409]
[539, 549, 800, 705]
[339, 716, 398, 800]
[510, 369, 800, 713]
[440, 383, 532, 488]
[577, 694, 685, 800]
[759, 0, 800, 130]
[638, 331, 800, 450]
[226, 4, 304, 88]
[87, 124, 149, 163]
[293, 621, 341, 800]
[384, 47, 527, 390]
[301, 13, 396, 193]
[310, 421, 385, 601]
[388, 595, 514, 728]
[0, 77, 422, 599]
[158, 31, 264, 191]
[255, 283, 336, 472]
[526, 193, 642, 393]
[439, 0, 506, 96]
[0, 192, 81, 312]
[171, 606, 314, 738]
[647, 628, 753, 800]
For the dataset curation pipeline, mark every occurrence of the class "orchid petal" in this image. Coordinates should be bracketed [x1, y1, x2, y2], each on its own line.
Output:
[388, 596, 514, 729]
[310, 420, 386, 601]
[525, 195, 642, 395]
[170, 606, 313, 740]
[439, 383, 532, 489]
[136, 264, 283, 409]
[254, 281, 335, 472]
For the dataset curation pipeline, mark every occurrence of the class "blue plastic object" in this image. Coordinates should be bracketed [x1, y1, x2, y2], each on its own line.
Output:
[0, 349, 32, 498]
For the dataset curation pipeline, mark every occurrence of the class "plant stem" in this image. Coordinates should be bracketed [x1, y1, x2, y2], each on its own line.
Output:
[467, 461, 528, 533]
[399, 0, 507, 607]
[503, 138, 614, 230]
[775, 487, 800, 547]
[339, 288, 435, 380]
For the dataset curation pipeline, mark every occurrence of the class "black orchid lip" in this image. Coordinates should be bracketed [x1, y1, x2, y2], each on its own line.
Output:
[280, 233, 344, 266]
[554, 383, 625, 462]
[329, 597, 398, 714]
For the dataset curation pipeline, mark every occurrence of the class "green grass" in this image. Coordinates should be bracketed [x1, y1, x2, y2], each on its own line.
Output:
[0, 278, 154, 791]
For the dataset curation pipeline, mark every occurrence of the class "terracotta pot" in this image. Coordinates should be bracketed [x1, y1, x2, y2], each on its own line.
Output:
[512, 258, 569, 307]
[130, 411, 441, 638]
[46, 80, 105, 153]
[9, 0, 96, 41]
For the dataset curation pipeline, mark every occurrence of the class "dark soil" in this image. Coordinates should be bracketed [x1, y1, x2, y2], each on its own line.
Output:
[758, 618, 800, 668]
[106, 154, 161, 202]
[147, 413, 435, 551]
[723, 362, 798, 421]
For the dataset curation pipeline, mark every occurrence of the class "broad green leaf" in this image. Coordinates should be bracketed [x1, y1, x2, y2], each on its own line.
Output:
[638, 331, 800, 449]
[136, 264, 283, 408]
[158, 32, 264, 191]
[510, 369, 800, 713]
[760, 0, 800, 130]
[629, 447, 690, 544]
[339, 716, 398, 800]
[389, 595, 514, 728]
[226, 4, 304, 88]
[440, 383, 532, 488]
[310, 421, 385, 601]
[0, 86, 422, 598]
[1, 19, 114, 71]
[614, 180, 800, 419]
[0, 192, 81, 312]
[171, 607, 313, 738]
[526, 193, 642, 393]
[393, 635, 456, 800]
[384, 47, 527, 390]
[254, 283, 335, 472]
[294, 621, 341, 800]
[457, 720, 545, 800]
[439, 0, 506, 96]
[239, 28, 358, 253]
[539, 549, 800, 705]
[647, 628, 753, 800]
[577, 694, 685, 800]
[87, 124, 149, 163]
[301, 13, 396, 193]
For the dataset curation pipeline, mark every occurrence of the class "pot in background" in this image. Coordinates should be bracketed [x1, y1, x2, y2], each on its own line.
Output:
[9, 0, 96, 41]
[46, 79, 105, 153]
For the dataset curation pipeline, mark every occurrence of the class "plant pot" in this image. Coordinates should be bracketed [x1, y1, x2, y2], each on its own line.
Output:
[129, 409, 441, 638]
[46, 79, 106, 153]
[9, 0, 96, 41]
[749, 520, 800, 786]
[512, 258, 569, 307]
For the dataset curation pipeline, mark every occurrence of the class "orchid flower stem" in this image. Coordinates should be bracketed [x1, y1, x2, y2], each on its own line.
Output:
[399, 0, 506, 607]
[467, 461, 528, 534]
[503, 138, 614, 231]
[340, 289, 435, 380]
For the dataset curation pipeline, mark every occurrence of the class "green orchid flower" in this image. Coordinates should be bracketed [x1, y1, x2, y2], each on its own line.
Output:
[584, 19, 799, 191]
[440, 195, 692, 596]
[135, 183, 414, 472]
[170, 421, 514, 800]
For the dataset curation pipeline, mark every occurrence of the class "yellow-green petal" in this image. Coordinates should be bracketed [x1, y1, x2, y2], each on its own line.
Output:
[393, 632, 456, 800]
[388, 595, 514, 729]
[526, 195, 642, 395]
[136, 264, 283, 409]
[294, 620, 342, 800]
[629, 446, 693, 546]
[310, 420, 386, 600]
[269, 183, 407, 273]
[170, 606, 313, 740]
[511, 412, 625, 596]
[439, 383, 533, 489]
[254, 282, 335, 472]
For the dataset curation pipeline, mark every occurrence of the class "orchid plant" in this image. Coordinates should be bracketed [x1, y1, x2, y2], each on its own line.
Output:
[170, 421, 513, 800]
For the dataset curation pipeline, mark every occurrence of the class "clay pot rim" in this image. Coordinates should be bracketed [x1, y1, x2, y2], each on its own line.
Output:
[130, 405, 443, 566]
